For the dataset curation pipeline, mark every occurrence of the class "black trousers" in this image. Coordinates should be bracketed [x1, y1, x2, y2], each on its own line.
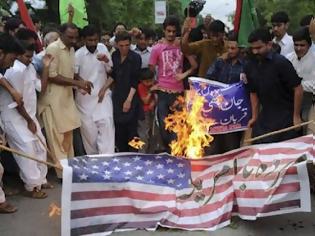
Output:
[115, 117, 138, 152]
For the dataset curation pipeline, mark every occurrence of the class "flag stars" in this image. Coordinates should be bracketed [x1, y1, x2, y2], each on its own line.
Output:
[102, 161, 109, 166]
[104, 170, 111, 175]
[133, 156, 141, 161]
[92, 165, 99, 169]
[156, 164, 164, 169]
[135, 166, 143, 171]
[146, 170, 154, 175]
[155, 155, 163, 159]
[178, 173, 185, 178]
[167, 168, 174, 174]
[124, 170, 132, 176]
[124, 162, 131, 167]
[166, 159, 174, 164]
[91, 170, 98, 174]
[114, 166, 121, 171]
[145, 160, 153, 166]
[157, 174, 165, 179]
[79, 174, 88, 180]
[136, 176, 144, 181]
[167, 179, 175, 184]
[73, 165, 80, 169]
[177, 163, 185, 168]
[113, 158, 120, 163]
[103, 175, 111, 180]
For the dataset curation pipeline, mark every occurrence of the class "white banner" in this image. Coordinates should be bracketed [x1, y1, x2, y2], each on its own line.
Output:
[155, 0, 167, 24]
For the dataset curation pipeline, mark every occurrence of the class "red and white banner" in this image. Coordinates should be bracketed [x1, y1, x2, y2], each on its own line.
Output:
[61, 135, 314, 236]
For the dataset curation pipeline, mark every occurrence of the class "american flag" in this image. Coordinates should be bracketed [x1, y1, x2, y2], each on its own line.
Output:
[61, 135, 314, 236]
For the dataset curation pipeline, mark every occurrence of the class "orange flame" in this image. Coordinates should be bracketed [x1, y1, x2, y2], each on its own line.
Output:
[48, 203, 61, 217]
[165, 92, 215, 159]
[128, 137, 145, 150]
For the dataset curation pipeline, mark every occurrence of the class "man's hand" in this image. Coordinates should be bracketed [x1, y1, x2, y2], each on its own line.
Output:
[27, 119, 37, 134]
[98, 87, 107, 103]
[123, 99, 132, 113]
[77, 80, 94, 94]
[129, 27, 142, 37]
[175, 73, 186, 81]
[11, 90, 23, 107]
[67, 3, 74, 18]
[247, 117, 257, 128]
[150, 84, 160, 92]
[42, 54, 54, 68]
[97, 53, 109, 63]
[182, 17, 192, 35]
[293, 115, 302, 128]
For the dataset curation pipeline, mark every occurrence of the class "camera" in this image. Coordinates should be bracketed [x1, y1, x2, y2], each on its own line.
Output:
[184, 0, 206, 17]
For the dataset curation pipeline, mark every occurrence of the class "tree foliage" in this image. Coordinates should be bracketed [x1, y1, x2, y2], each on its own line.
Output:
[254, 0, 315, 32]
[86, 0, 183, 32]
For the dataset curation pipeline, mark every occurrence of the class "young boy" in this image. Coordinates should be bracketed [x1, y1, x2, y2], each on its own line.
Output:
[137, 69, 156, 153]
[0, 42, 53, 198]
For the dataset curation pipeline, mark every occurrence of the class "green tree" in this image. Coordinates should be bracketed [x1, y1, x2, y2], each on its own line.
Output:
[254, 0, 315, 32]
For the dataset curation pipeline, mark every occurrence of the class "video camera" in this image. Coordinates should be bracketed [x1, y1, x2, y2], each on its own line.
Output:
[184, 0, 206, 17]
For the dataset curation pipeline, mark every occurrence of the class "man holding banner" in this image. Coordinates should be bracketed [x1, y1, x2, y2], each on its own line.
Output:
[204, 32, 246, 154]
[245, 28, 303, 144]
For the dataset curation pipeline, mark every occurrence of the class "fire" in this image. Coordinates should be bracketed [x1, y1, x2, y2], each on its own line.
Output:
[165, 92, 215, 159]
[48, 203, 61, 217]
[128, 137, 145, 150]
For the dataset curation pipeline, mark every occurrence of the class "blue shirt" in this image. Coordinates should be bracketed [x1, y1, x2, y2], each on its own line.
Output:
[205, 57, 244, 84]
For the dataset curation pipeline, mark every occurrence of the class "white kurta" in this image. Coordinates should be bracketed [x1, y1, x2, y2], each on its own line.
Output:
[75, 43, 115, 154]
[273, 33, 294, 57]
[0, 60, 47, 191]
[286, 50, 315, 94]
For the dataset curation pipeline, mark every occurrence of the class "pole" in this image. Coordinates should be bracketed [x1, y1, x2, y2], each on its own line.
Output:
[244, 120, 314, 144]
[0, 144, 63, 170]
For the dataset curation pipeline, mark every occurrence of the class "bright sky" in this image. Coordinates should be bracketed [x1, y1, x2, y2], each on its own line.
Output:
[200, 0, 236, 28]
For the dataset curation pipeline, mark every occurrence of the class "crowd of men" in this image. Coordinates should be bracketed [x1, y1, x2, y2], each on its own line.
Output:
[0, 10, 314, 214]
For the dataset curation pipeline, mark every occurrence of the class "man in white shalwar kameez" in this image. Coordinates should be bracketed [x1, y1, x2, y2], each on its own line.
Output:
[75, 25, 115, 154]
[0, 43, 53, 198]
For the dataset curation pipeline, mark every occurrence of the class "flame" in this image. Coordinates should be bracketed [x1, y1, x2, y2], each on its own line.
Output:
[48, 203, 61, 217]
[165, 92, 215, 159]
[128, 137, 145, 150]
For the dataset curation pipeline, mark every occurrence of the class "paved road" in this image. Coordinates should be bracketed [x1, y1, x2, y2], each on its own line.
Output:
[0, 171, 314, 236]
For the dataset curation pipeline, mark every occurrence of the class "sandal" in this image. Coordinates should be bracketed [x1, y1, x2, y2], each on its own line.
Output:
[0, 201, 17, 214]
[4, 187, 20, 196]
[42, 182, 54, 189]
[23, 188, 48, 199]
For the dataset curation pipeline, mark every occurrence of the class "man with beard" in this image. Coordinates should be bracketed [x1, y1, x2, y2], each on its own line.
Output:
[205, 32, 245, 153]
[38, 23, 93, 178]
[75, 25, 115, 154]
[245, 28, 303, 144]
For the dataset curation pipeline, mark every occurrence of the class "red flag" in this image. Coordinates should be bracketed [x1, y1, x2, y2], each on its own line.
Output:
[16, 0, 43, 51]
[234, 0, 243, 33]
[17, 0, 36, 31]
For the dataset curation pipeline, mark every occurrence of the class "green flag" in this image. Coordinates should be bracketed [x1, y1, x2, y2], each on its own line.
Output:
[238, 0, 259, 47]
[180, 0, 191, 13]
[59, 0, 88, 28]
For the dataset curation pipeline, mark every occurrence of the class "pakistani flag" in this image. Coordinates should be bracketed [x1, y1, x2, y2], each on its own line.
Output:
[234, 0, 259, 47]
[59, 0, 88, 28]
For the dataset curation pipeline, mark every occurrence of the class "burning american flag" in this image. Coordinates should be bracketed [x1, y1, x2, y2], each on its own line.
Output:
[61, 135, 314, 236]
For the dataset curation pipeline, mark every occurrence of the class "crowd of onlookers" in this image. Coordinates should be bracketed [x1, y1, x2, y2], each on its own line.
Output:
[0, 10, 314, 213]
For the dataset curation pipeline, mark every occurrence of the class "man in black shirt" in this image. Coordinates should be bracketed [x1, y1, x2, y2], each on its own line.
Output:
[111, 31, 142, 152]
[245, 28, 303, 143]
